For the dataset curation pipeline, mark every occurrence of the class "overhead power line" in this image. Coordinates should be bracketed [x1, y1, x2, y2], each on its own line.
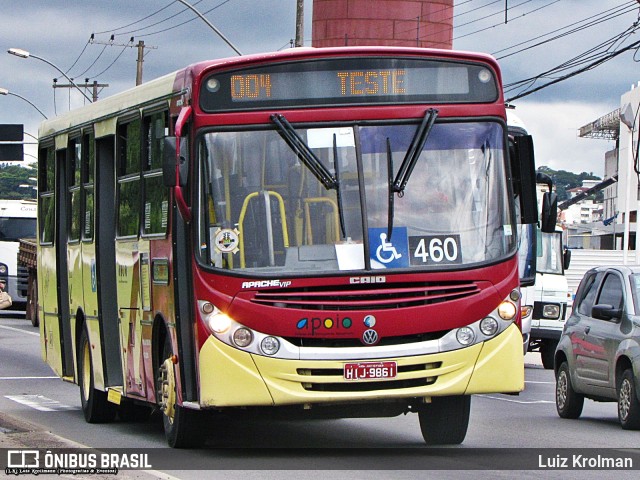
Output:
[505, 37, 640, 102]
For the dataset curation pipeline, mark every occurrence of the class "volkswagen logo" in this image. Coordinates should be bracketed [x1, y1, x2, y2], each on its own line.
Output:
[362, 329, 379, 345]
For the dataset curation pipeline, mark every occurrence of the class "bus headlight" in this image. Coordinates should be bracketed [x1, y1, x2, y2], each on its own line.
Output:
[233, 328, 253, 348]
[442, 292, 520, 351]
[207, 311, 232, 334]
[456, 327, 476, 346]
[480, 317, 499, 336]
[260, 336, 280, 355]
[198, 300, 289, 358]
[497, 300, 517, 320]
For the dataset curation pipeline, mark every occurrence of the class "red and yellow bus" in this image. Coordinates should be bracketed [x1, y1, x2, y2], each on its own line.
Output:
[36, 46, 545, 447]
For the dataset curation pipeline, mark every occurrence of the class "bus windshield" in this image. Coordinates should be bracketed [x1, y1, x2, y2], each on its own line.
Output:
[197, 121, 514, 274]
[537, 229, 563, 275]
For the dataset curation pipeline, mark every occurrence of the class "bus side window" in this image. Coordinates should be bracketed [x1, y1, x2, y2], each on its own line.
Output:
[82, 132, 95, 242]
[39, 146, 55, 245]
[116, 118, 142, 238]
[68, 137, 82, 243]
[142, 110, 169, 236]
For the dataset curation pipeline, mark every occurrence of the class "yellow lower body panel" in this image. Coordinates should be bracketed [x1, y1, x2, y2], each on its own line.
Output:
[198, 324, 524, 408]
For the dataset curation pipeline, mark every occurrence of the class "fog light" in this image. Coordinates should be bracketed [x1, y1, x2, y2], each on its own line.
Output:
[233, 327, 253, 347]
[456, 327, 476, 346]
[498, 301, 517, 320]
[260, 336, 280, 355]
[208, 312, 232, 334]
[480, 317, 499, 337]
[543, 304, 561, 319]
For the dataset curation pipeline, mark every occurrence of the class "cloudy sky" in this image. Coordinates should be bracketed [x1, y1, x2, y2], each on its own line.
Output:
[1, 0, 638, 177]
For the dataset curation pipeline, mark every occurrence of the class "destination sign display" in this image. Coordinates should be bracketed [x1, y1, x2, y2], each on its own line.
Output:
[199, 57, 498, 111]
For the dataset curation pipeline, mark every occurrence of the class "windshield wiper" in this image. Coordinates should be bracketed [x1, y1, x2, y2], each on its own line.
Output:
[332, 134, 347, 239]
[392, 108, 438, 195]
[386, 137, 395, 240]
[271, 113, 337, 190]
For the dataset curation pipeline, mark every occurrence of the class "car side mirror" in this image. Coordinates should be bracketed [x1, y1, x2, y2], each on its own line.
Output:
[591, 304, 622, 321]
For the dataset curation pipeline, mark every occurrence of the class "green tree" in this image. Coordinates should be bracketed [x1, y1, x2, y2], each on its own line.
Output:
[0, 163, 38, 199]
[536, 166, 600, 202]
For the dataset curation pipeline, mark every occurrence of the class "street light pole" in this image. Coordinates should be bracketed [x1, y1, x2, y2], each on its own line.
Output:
[0, 87, 47, 119]
[7, 48, 93, 103]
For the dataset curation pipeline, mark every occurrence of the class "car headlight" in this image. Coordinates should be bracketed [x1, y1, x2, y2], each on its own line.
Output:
[542, 304, 561, 319]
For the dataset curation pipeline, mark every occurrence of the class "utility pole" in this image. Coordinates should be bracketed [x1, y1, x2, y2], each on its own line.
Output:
[136, 41, 145, 86]
[91, 36, 157, 86]
[53, 80, 109, 102]
[295, 0, 304, 47]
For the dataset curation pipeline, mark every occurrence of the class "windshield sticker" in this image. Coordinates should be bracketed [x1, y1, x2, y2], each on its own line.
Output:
[369, 227, 410, 269]
[213, 228, 240, 254]
[307, 127, 355, 148]
[409, 235, 462, 266]
[503, 224, 513, 236]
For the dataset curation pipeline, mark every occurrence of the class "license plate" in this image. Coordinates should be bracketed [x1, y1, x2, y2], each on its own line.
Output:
[343, 361, 397, 381]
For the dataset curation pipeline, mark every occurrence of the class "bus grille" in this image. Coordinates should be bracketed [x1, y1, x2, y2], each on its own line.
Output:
[251, 281, 480, 310]
[297, 362, 441, 392]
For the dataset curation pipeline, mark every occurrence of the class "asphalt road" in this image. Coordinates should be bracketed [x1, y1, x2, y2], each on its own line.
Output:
[0, 312, 638, 479]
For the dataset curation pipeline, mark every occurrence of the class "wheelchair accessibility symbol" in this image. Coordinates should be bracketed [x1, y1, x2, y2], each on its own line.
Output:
[368, 227, 409, 269]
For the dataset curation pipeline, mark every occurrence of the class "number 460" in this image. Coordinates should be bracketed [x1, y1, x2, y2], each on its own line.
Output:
[413, 237, 458, 263]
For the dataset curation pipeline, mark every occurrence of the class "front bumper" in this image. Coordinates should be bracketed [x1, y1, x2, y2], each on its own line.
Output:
[197, 323, 524, 408]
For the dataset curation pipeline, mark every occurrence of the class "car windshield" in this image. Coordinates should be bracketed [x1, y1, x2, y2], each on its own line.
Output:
[197, 121, 515, 275]
[0, 217, 36, 241]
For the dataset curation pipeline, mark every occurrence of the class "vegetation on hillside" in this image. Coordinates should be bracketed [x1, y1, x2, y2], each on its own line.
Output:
[537, 166, 601, 202]
[0, 163, 38, 199]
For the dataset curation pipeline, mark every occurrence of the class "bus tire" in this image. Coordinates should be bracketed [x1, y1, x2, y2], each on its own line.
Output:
[555, 361, 584, 419]
[157, 336, 199, 448]
[418, 395, 470, 445]
[78, 326, 116, 423]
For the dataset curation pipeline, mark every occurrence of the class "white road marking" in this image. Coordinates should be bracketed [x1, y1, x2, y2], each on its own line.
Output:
[0, 376, 58, 380]
[5, 394, 80, 411]
[0, 324, 39, 336]
[478, 394, 554, 404]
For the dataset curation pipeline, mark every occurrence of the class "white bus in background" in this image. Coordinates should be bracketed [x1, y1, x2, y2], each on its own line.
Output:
[0, 199, 37, 308]
[507, 109, 570, 367]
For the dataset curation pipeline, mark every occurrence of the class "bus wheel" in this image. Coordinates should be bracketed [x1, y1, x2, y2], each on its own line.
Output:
[78, 327, 115, 423]
[418, 395, 470, 445]
[157, 337, 198, 448]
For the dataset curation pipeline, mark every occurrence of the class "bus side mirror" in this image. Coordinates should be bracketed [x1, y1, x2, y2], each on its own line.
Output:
[563, 247, 571, 270]
[511, 135, 538, 225]
[541, 191, 558, 233]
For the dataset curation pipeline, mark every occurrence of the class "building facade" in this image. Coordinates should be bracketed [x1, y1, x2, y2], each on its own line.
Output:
[312, 0, 453, 48]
